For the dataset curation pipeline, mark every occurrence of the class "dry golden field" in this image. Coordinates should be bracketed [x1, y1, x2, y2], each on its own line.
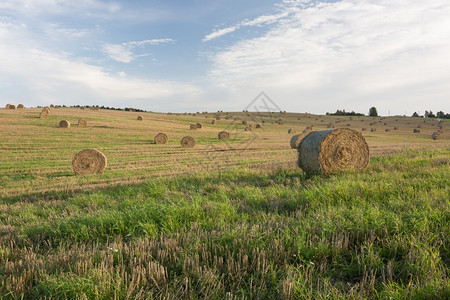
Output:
[0, 106, 448, 198]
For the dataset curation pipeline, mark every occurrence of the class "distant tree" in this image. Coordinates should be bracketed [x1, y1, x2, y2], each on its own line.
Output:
[412, 112, 419, 117]
[424, 110, 435, 118]
[369, 107, 378, 117]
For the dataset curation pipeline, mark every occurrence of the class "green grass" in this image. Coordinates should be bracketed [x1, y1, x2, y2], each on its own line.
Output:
[0, 148, 449, 299]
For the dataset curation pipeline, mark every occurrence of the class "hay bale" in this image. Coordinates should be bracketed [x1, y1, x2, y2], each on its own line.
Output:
[370, 128, 376, 132]
[39, 112, 48, 119]
[59, 120, 70, 128]
[80, 106, 85, 110]
[181, 136, 195, 148]
[211, 120, 217, 125]
[50, 104, 55, 108]
[256, 124, 261, 128]
[190, 124, 198, 130]
[196, 123, 202, 129]
[432, 131, 440, 140]
[413, 128, 420, 133]
[218, 131, 230, 140]
[5, 104, 12, 109]
[262, 120, 266, 124]
[417, 125, 422, 128]
[278, 121, 284, 125]
[245, 126, 252, 131]
[393, 127, 398, 130]
[242, 120, 247, 125]
[9, 104, 16, 109]
[290, 129, 311, 149]
[297, 128, 369, 175]
[288, 128, 296, 134]
[154, 133, 168, 144]
[361, 128, 367, 131]
[137, 115, 143, 121]
[78, 119, 87, 126]
[385, 128, 390, 132]
[42, 107, 51, 114]
[17, 104, 24, 109]
[72, 149, 107, 175]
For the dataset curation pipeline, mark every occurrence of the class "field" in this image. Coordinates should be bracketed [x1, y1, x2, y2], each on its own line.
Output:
[0, 107, 449, 298]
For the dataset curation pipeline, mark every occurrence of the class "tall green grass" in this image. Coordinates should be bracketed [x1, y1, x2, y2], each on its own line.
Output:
[0, 149, 449, 299]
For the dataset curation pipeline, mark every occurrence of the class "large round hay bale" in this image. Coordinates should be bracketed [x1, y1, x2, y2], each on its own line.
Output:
[5, 104, 11, 109]
[288, 128, 296, 134]
[256, 124, 261, 128]
[196, 123, 202, 129]
[17, 104, 24, 109]
[72, 149, 107, 175]
[42, 107, 51, 114]
[290, 129, 312, 149]
[78, 119, 87, 126]
[9, 104, 16, 109]
[154, 132, 168, 144]
[190, 124, 198, 130]
[297, 128, 369, 175]
[181, 136, 195, 148]
[59, 120, 70, 128]
[242, 120, 247, 125]
[39, 112, 48, 119]
[137, 115, 143, 121]
[218, 131, 230, 140]
[413, 128, 420, 133]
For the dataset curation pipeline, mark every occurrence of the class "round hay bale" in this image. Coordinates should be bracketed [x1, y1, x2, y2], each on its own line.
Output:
[181, 136, 195, 148]
[80, 106, 85, 110]
[242, 120, 247, 125]
[9, 104, 16, 110]
[196, 123, 202, 129]
[370, 128, 376, 132]
[42, 107, 51, 114]
[72, 149, 107, 175]
[78, 119, 87, 126]
[59, 120, 70, 128]
[50, 104, 55, 108]
[288, 128, 296, 134]
[278, 121, 284, 125]
[417, 125, 422, 128]
[39, 112, 48, 119]
[154, 133, 168, 144]
[385, 128, 390, 132]
[413, 128, 420, 133]
[137, 115, 143, 121]
[5, 104, 11, 109]
[218, 131, 230, 140]
[346, 123, 351, 127]
[297, 128, 369, 175]
[256, 124, 261, 128]
[432, 131, 440, 140]
[17, 104, 24, 109]
[361, 128, 367, 131]
[290, 129, 312, 149]
[190, 124, 198, 130]
[393, 127, 398, 130]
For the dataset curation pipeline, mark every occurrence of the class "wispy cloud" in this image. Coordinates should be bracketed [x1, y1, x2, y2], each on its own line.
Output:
[206, 0, 450, 114]
[102, 39, 174, 63]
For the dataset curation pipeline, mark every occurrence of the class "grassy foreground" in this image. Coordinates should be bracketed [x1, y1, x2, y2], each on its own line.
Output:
[0, 148, 449, 299]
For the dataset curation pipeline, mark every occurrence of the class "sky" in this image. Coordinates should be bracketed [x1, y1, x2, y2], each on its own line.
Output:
[1, 0, 450, 116]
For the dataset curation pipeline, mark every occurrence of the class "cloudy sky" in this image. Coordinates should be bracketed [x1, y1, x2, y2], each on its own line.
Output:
[1, 0, 449, 115]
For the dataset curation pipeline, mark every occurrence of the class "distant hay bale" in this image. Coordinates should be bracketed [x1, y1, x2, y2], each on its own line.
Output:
[242, 120, 247, 125]
[278, 121, 284, 125]
[17, 104, 24, 109]
[50, 104, 55, 108]
[262, 120, 266, 124]
[55, 105, 60, 108]
[245, 126, 252, 131]
[393, 127, 398, 130]
[154, 133, 168, 144]
[218, 131, 230, 140]
[72, 149, 107, 175]
[167, 112, 173, 115]
[42, 107, 51, 114]
[181, 136, 195, 148]
[288, 128, 296, 134]
[361, 128, 367, 131]
[297, 128, 369, 175]
[290, 129, 312, 149]
[346, 123, 351, 127]
[385, 128, 390, 132]
[59, 120, 70, 128]
[5, 104, 11, 109]
[196, 123, 202, 129]
[78, 119, 87, 126]
[432, 131, 440, 140]
[39, 112, 48, 119]
[80, 106, 85, 110]
[413, 128, 420, 133]
[417, 125, 422, 128]
[137, 115, 143, 121]
[370, 128, 376, 132]
[256, 124, 261, 128]
[9, 104, 16, 109]
[211, 120, 217, 125]
[190, 124, 198, 130]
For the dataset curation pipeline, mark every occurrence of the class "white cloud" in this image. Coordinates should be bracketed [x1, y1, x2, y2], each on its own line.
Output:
[206, 0, 450, 114]
[103, 39, 174, 63]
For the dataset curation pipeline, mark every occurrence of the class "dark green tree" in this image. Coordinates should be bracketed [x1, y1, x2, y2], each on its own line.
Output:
[369, 107, 378, 117]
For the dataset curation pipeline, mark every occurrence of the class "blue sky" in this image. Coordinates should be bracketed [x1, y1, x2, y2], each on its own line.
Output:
[1, 0, 449, 115]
